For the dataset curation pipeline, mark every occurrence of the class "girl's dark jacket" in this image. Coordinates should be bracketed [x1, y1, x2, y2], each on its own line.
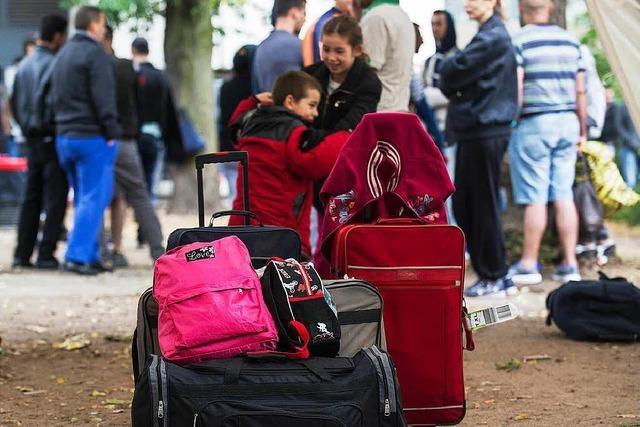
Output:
[303, 56, 382, 135]
[303, 56, 382, 210]
[439, 14, 518, 142]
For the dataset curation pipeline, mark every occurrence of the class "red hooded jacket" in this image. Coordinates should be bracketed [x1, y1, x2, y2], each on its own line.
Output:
[228, 97, 349, 255]
[319, 112, 454, 258]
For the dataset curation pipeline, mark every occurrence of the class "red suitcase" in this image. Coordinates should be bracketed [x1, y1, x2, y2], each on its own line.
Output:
[331, 219, 471, 426]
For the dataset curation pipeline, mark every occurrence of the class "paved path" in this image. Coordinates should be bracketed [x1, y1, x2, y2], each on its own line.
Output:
[1, 213, 638, 343]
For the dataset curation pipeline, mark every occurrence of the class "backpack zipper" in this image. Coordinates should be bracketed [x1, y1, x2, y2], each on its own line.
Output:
[148, 356, 161, 427]
[371, 346, 397, 417]
[158, 357, 168, 426]
[363, 348, 389, 417]
[294, 261, 313, 296]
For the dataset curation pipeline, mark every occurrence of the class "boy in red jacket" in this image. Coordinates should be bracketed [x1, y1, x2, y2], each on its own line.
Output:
[228, 71, 349, 256]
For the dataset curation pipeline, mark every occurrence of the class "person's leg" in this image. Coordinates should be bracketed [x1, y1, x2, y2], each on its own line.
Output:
[549, 112, 580, 280]
[465, 137, 509, 280]
[452, 142, 470, 253]
[509, 116, 551, 276]
[136, 134, 159, 195]
[110, 197, 126, 254]
[554, 199, 579, 266]
[116, 141, 164, 260]
[521, 204, 548, 266]
[618, 146, 638, 188]
[37, 141, 69, 265]
[64, 137, 117, 264]
[13, 140, 44, 265]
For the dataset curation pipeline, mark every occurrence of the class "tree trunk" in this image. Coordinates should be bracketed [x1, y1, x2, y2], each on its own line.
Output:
[164, 0, 221, 215]
[551, 0, 567, 29]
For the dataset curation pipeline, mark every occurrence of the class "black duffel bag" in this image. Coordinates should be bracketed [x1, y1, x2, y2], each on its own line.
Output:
[132, 346, 406, 427]
[546, 272, 640, 342]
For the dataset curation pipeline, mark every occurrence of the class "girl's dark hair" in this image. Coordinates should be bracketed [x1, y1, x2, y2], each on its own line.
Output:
[322, 15, 363, 49]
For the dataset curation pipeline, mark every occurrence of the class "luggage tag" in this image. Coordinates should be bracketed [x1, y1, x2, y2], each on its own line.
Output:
[466, 303, 519, 331]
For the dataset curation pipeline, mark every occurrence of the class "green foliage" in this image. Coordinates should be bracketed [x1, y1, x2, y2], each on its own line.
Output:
[60, 0, 243, 28]
[575, 12, 620, 97]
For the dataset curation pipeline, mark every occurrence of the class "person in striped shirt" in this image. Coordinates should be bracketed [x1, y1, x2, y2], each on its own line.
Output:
[508, 0, 587, 285]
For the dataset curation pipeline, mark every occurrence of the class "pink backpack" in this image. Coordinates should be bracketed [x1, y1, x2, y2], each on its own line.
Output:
[153, 237, 277, 363]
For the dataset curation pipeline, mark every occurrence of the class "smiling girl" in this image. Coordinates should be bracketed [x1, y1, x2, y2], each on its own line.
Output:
[304, 15, 382, 138]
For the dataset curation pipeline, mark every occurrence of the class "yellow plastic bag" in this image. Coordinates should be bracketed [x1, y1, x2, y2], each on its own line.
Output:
[581, 141, 640, 216]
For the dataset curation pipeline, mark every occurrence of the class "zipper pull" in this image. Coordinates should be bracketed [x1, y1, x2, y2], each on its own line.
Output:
[158, 400, 164, 419]
[192, 413, 198, 427]
[384, 398, 391, 416]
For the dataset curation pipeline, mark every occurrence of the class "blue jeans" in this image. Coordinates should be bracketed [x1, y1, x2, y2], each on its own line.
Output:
[56, 136, 118, 263]
[618, 146, 639, 188]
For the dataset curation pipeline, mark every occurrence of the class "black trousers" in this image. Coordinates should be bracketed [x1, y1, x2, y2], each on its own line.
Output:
[453, 135, 509, 280]
[14, 138, 69, 262]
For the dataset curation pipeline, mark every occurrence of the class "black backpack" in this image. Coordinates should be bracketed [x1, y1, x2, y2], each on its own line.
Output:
[546, 272, 640, 342]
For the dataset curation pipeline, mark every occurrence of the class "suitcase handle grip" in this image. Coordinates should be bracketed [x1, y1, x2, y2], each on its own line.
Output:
[375, 218, 427, 225]
[209, 210, 263, 227]
[196, 151, 250, 226]
[196, 151, 248, 167]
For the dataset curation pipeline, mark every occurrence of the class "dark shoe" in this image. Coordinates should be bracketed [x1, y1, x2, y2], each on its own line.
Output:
[464, 277, 517, 298]
[61, 260, 100, 276]
[110, 251, 129, 268]
[35, 258, 60, 270]
[90, 260, 113, 273]
[12, 258, 34, 269]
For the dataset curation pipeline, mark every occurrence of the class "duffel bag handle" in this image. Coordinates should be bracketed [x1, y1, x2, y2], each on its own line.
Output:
[209, 210, 264, 227]
[375, 217, 427, 225]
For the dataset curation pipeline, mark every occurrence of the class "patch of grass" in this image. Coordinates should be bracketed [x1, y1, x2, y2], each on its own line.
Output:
[611, 205, 640, 226]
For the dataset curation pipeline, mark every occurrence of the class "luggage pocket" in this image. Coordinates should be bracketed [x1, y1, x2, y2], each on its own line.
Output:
[167, 279, 269, 349]
[194, 401, 362, 427]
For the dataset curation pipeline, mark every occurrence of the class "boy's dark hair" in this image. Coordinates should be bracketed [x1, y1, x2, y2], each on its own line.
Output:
[322, 15, 363, 49]
[273, 0, 306, 19]
[272, 71, 321, 106]
[40, 14, 68, 42]
[75, 6, 103, 31]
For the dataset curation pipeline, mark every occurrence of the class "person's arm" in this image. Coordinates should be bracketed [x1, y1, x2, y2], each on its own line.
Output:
[575, 70, 587, 144]
[8, 72, 22, 129]
[333, 70, 382, 131]
[516, 65, 525, 116]
[439, 31, 507, 93]
[360, 14, 388, 72]
[89, 50, 120, 141]
[228, 96, 259, 127]
[286, 126, 349, 179]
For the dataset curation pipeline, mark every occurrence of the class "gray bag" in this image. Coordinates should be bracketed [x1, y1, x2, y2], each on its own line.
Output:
[325, 279, 386, 357]
[132, 279, 386, 381]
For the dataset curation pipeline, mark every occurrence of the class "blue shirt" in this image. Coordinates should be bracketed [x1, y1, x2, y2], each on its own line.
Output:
[513, 24, 584, 115]
[252, 30, 303, 94]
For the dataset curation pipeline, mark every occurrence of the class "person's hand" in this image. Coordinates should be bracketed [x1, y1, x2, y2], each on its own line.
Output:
[255, 92, 272, 104]
[107, 139, 117, 146]
[577, 135, 587, 152]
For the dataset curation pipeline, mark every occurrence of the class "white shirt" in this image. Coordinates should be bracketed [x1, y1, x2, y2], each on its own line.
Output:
[327, 78, 340, 96]
[360, 4, 414, 112]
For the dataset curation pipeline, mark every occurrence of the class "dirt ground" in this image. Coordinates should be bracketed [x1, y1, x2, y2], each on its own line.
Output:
[0, 320, 638, 427]
[0, 212, 639, 426]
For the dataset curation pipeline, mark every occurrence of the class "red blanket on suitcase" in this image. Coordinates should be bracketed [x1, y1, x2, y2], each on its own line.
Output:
[319, 112, 454, 256]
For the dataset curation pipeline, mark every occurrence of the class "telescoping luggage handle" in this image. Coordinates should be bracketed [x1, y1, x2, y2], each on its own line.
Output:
[195, 151, 250, 227]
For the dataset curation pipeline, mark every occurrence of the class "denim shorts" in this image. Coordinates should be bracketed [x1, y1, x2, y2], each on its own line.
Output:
[509, 111, 579, 205]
